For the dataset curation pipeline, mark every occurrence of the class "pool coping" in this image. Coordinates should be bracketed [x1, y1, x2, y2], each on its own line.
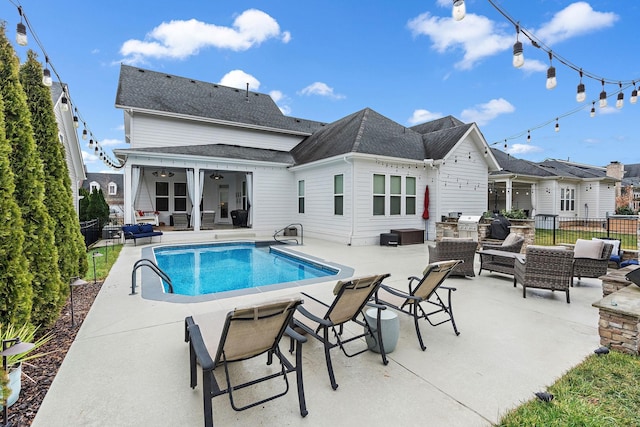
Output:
[139, 240, 355, 303]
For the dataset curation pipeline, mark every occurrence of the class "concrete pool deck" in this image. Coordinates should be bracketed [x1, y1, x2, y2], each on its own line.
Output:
[32, 231, 603, 426]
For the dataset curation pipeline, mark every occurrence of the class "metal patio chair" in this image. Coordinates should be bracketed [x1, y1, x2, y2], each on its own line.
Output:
[291, 273, 390, 390]
[184, 297, 307, 427]
[375, 260, 462, 351]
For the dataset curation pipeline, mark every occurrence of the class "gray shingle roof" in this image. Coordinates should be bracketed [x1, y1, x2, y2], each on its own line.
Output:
[121, 144, 294, 164]
[538, 159, 606, 179]
[410, 115, 464, 134]
[422, 123, 473, 160]
[115, 65, 325, 134]
[624, 163, 640, 178]
[490, 148, 555, 177]
[290, 108, 426, 164]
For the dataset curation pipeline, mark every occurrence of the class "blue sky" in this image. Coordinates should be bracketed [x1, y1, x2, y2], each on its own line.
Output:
[2, 0, 639, 172]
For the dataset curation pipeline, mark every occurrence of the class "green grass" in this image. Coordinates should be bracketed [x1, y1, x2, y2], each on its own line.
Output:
[497, 351, 640, 426]
[535, 229, 636, 250]
[84, 243, 123, 283]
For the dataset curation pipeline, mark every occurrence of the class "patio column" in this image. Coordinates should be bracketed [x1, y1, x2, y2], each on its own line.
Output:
[506, 180, 513, 211]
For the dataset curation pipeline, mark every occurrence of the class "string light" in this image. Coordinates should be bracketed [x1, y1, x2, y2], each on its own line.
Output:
[9, 2, 123, 169]
[599, 80, 608, 108]
[545, 51, 556, 90]
[526, 130, 531, 142]
[512, 25, 524, 68]
[15, 6, 27, 46]
[590, 101, 596, 118]
[554, 118, 559, 132]
[576, 70, 586, 103]
[616, 82, 624, 109]
[631, 83, 638, 105]
[452, 0, 466, 21]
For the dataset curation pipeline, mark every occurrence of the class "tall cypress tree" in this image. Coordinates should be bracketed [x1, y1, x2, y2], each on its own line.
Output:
[0, 91, 32, 325]
[0, 25, 61, 326]
[20, 50, 88, 294]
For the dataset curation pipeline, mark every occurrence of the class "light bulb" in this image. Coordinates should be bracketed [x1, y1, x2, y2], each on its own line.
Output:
[42, 68, 52, 86]
[16, 22, 27, 46]
[89, 139, 94, 148]
[590, 103, 596, 118]
[616, 92, 624, 109]
[452, 0, 466, 21]
[599, 90, 607, 108]
[555, 121, 559, 132]
[82, 129, 88, 140]
[61, 96, 69, 112]
[631, 89, 638, 105]
[546, 66, 557, 90]
[73, 116, 79, 128]
[512, 41, 524, 68]
[576, 83, 586, 103]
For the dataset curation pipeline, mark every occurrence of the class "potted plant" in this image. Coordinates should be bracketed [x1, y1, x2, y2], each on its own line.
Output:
[1, 323, 54, 409]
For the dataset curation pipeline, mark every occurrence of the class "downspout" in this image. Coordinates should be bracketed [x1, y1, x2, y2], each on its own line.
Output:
[344, 157, 355, 245]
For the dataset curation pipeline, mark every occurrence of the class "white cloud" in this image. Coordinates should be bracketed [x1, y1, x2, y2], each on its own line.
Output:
[269, 90, 292, 115]
[120, 9, 289, 64]
[534, 2, 618, 45]
[114, 124, 125, 131]
[408, 12, 511, 70]
[507, 143, 543, 155]
[408, 109, 443, 125]
[219, 70, 260, 90]
[98, 138, 124, 147]
[583, 138, 600, 144]
[460, 98, 515, 125]
[435, 0, 450, 7]
[298, 82, 345, 99]
[82, 150, 99, 162]
[520, 59, 547, 74]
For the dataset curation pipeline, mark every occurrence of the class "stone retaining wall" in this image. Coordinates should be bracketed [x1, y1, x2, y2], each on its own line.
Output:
[593, 283, 640, 355]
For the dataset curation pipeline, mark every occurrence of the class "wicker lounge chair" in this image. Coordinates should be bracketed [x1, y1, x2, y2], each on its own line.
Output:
[572, 239, 613, 283]
[200, 211, 215, 230]
[478, 233, 525, 276]
[428, 238, 477, 277]
[292, 273, 390, 390]
[376, 260, 462, 351]
[184, 297, 307, 427]
[513, 246, 574, 303]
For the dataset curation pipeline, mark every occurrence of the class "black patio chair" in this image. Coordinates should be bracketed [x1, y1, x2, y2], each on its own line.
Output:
[185, 297, 307, 427]
[375, 260, 462, 351]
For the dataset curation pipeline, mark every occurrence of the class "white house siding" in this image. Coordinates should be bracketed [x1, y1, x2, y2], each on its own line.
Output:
[291, 160, 353, 244]
[250, 166, 296, 234]
[436, 139, 489, 220]
[580, 183, 601, 218]
[130, 114, 305, 151]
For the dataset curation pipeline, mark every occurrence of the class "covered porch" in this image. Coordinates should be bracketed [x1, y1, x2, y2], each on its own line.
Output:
[125, 165, 253, 231]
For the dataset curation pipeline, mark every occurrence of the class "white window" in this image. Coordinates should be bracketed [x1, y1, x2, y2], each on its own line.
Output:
[298, 180, 305, 214]
[373, 174, 417, 216]
[334, 174, 343, 215]
[560, 188, 575, 212]
[89, 181, 100, 193]
[108, 182, 117, 195]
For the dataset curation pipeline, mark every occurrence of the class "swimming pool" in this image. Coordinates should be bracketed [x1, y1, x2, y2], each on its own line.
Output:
[147, 242, 352, 300]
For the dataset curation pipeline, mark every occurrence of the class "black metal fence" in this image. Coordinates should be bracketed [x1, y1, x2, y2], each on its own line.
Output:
[535, 215, 638, 250]
[80, 219, 101, 248]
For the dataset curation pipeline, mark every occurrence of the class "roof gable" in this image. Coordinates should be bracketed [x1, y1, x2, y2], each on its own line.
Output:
[291, 108, 425, 164]
[410, 115, 464, 134]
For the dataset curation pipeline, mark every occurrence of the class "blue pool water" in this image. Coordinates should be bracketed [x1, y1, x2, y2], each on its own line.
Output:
[153, 242, 338, 296]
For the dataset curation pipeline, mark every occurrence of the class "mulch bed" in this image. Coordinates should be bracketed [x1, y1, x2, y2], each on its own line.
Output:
[6, 281, 102, 426]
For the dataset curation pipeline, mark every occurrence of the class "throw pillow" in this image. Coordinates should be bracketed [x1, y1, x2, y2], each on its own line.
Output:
[502, 233, 520, 247]
[593, 238, 620, 256]
[574, 239, 604, 259]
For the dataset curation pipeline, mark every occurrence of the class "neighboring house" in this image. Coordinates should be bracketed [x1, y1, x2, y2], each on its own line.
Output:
[489, 148, 618, 219]
[114, 65, 500, 245]
[81, 172, 125, 218]
[617, 162, 640, 212]
[51, 82, 86, 214]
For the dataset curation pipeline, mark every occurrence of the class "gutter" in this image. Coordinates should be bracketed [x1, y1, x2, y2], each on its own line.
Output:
[344, 156, 355, 245]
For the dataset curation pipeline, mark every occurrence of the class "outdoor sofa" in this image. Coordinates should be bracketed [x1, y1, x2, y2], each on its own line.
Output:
[122, 223, 163, 245]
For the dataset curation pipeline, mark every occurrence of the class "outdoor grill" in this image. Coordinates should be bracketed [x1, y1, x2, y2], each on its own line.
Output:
[458, 215, 482, 241]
